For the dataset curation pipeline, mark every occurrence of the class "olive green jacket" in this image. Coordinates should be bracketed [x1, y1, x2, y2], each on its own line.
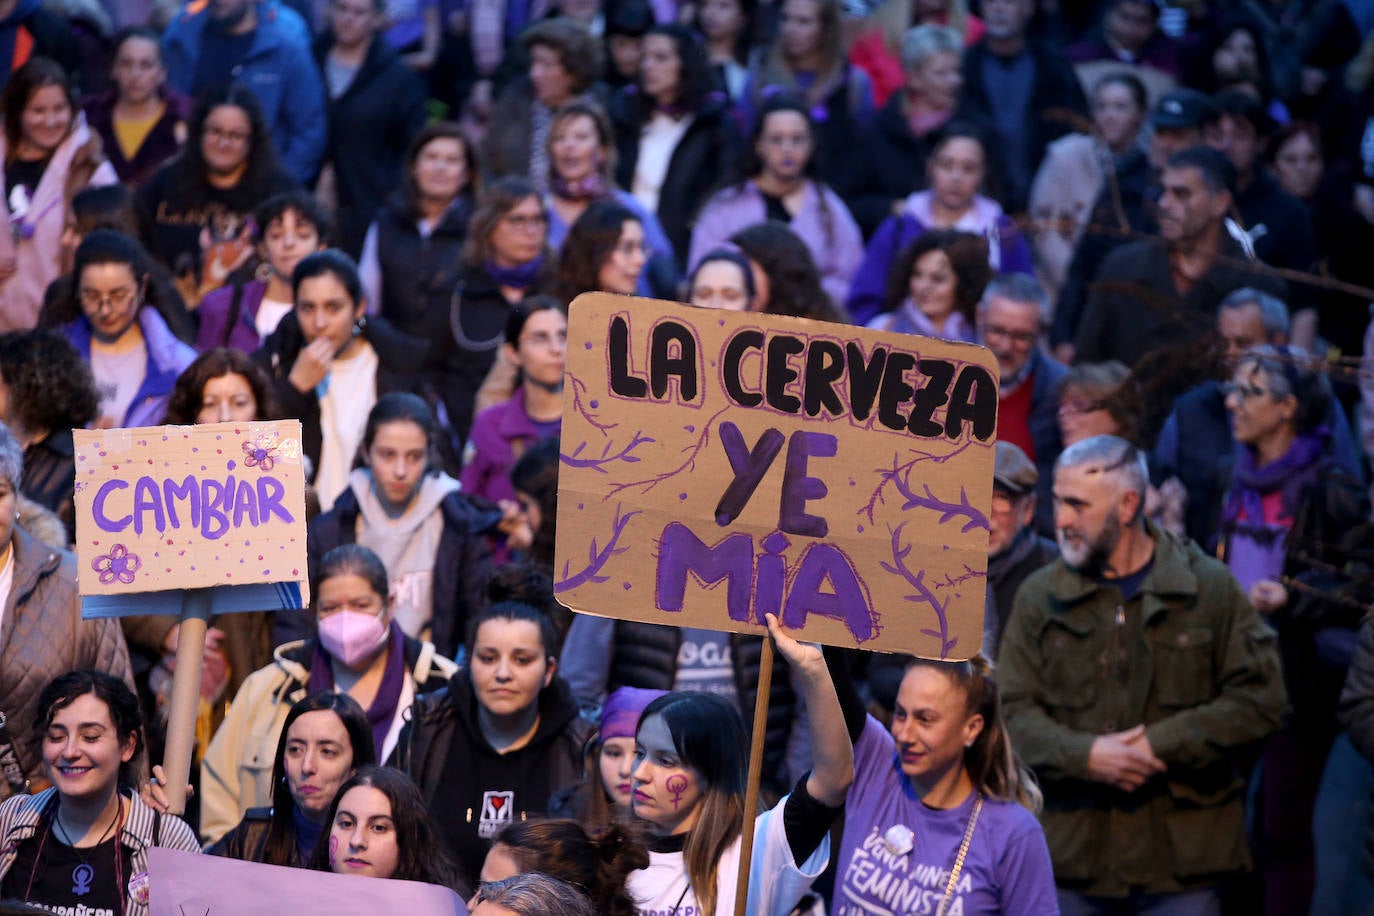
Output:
[999, 523, 1286, 897]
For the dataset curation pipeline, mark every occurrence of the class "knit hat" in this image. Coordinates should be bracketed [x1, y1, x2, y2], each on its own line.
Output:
[600, 686, 669, 740]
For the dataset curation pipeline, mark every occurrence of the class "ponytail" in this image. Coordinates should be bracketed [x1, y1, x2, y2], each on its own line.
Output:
[592, 823, 651, 916]
[907, 655, 1043, 814]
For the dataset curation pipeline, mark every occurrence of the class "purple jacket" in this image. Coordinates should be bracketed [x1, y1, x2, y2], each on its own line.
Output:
[195, 280, 269, 354]
[65, 307, 197, 428]
[461, 388, 561, 506]
[689, 180, 864, 306]
[846, 191, 1033, 326]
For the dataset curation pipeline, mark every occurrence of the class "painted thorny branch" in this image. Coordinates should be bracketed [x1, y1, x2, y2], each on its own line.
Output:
[859, 440, 989, 532]
[560, 432, 655, 473]
[880, 523, 957, 658]
[605, 406, 732, 499]
[567, 372, 617, 434]
[554, 503, 642, 592]
[935, 564, 986, 591]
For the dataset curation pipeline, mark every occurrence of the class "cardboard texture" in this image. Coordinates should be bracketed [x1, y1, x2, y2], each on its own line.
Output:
[72, 421, 309, 603]
[148, 847, 469, 915]
[553, 294, 1000, 660]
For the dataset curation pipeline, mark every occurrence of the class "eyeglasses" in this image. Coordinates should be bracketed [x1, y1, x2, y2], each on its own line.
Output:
[79, 286, 139, 311]
[205, 126, 251, 144]
[1057, 398, 1103, 415]
[502, 212, 548, 230]
[614, 240, 651, 258]
[519, 329, 567, 349]
[1222, 381, 1269, 400]
[983, 324, 1039, 346]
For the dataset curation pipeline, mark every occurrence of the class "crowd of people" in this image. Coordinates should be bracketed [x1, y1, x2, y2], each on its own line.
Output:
[0, 0, 1371, 912]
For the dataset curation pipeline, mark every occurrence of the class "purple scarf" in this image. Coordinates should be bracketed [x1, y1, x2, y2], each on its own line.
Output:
[484, 255, 545, 290]
[307, 621, 407, 756]
[1221, 432, 1328, 540]
[552, 173, 611, 202]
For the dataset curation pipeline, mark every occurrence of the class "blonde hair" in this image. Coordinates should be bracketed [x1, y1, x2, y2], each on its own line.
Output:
[905, 655, 1043, 813]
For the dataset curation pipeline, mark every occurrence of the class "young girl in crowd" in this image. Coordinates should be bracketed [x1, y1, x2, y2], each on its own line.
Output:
[59, 229, 196, 429]
[0, 58, 119, 333]
[305, 393, 497, 659]
[474, 819, 647, 915]
[82, 27, 190, 188]
[827, 650, 1057, 915]
[549, 686, 667, 826]
[553, 201, 649, 300]
[308, 765, 463, 892]
[392, 600, 591, 884]
[730, 221, 847, 321]
[0, 671, 201, 915]
[196, 192, 331, 354]
[688, 248, 759, 311]
[201, 545, 457, 844]
[691, 96, 863, 306]
[868, 228, 991, 342]
[253, 248, 415, 511]
[209, 693, 377, 866]
[848, 124, 1030, 324]
[463, 297, 567, 509]
[625, 613, 852, 915]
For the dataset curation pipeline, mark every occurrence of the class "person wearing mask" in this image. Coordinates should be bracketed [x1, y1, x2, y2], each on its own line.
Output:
[306, 765, 463, 890]
[544, 100, 676, 298]
[200, 544, 458, 843]
[847, 124, 1030, 326]
[1029, 72, 1148, 305]
[305, 393, 497, 659]
[138, 86, 297, 306]
[838, 24, 968, 237]
[743, 0, 874, 189]
[473, 819, 647, 915]
[984, 442, 1057, 652]
[690, 96, 863, 307]
[254, 248, 417, 512]
[552, 201, 648, 301]
[82, 28, 191, 188]
[825, 646, 1056, 914]
[391, 601, 592, 884]
[315, 0, 430, 257]
[162, 0, 327, 184]
[358, 123, 476, 343]
[196, 191, 330, 354]
[0, 423, 135, 803]
[610, 23, 740, 271]
[0, 58, 119, 334]
[58, 230, 195, 430]
[0, 672, 201, 914]
[0, 329, 98, 542]
[209, 693, 376, 865]
[999, 435, 1287, 915]
[482, 19, 603, 190]
[958, 0, 1087, 212]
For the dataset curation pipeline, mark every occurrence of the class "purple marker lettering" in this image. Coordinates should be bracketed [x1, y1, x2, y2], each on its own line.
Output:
[92, 479, 131, 532]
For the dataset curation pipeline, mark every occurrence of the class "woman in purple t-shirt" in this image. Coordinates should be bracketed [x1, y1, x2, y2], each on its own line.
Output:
[828, 651, 1058, 915]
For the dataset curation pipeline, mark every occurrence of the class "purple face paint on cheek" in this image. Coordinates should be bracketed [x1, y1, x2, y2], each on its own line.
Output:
[665, 774, 688, 810]
[328, 835, 339, 869]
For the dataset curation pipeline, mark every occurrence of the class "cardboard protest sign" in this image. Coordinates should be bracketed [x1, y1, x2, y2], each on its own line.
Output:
[73, 421, 309, 614]
[554, 294, 999, 660]
[148, 848, 468, 915]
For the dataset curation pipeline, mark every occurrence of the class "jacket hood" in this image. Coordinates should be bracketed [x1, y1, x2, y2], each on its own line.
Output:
[350, 467, 461, 539]
[901, 189, 1006, 232]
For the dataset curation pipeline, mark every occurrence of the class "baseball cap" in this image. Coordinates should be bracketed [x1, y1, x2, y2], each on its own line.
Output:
[993, 442, 1038, 495]
[1151, 89, 1214, 131]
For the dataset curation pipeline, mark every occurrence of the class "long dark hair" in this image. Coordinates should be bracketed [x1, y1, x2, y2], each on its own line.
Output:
[635, 691, 749, 915]
[164, 347, 281, 424]
[881, 228, 992, 321]
[401, 121, 476, 219]
[495, 820, 648, 916]
[58, 229, 188, 337]
[37, 670, 145, 791]
[307, 765, 464, 892]
[262, 693, 377, 867]
[170, 84, 283, 211]
[634, 24, 718, 116]
[555, 199, 640, 300]
[3, 57, 75, 163]
[511, 436, 560, 571]
[729, 221, 843, 322]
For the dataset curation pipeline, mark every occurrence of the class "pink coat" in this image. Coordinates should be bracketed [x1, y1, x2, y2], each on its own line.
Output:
[0, 113, 119, 332]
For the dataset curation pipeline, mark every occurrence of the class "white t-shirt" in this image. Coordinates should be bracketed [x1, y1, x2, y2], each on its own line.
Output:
[627, 796, 829, 916]
[314, 341, 378, 511]
[90, 337, 148, 428]
[254, 297, 293, 339]
[0, 543, 14, 642]
[632, 112, 693, 215]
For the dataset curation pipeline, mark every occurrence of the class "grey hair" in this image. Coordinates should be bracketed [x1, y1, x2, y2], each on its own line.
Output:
[0, 422, 22, 490]
[1055, 434, 1148, 500]
[473, 874, 599, 916]
[900, 24, 962, 73]
[1218, 287, 1290, 340]
[981, 273, 1049, 319]
[1234, 344, 1330, 434]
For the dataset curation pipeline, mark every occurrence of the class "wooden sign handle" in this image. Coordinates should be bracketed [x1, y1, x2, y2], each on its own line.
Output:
[733, 636, 774, 916]
[160, 589, 212, 815]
